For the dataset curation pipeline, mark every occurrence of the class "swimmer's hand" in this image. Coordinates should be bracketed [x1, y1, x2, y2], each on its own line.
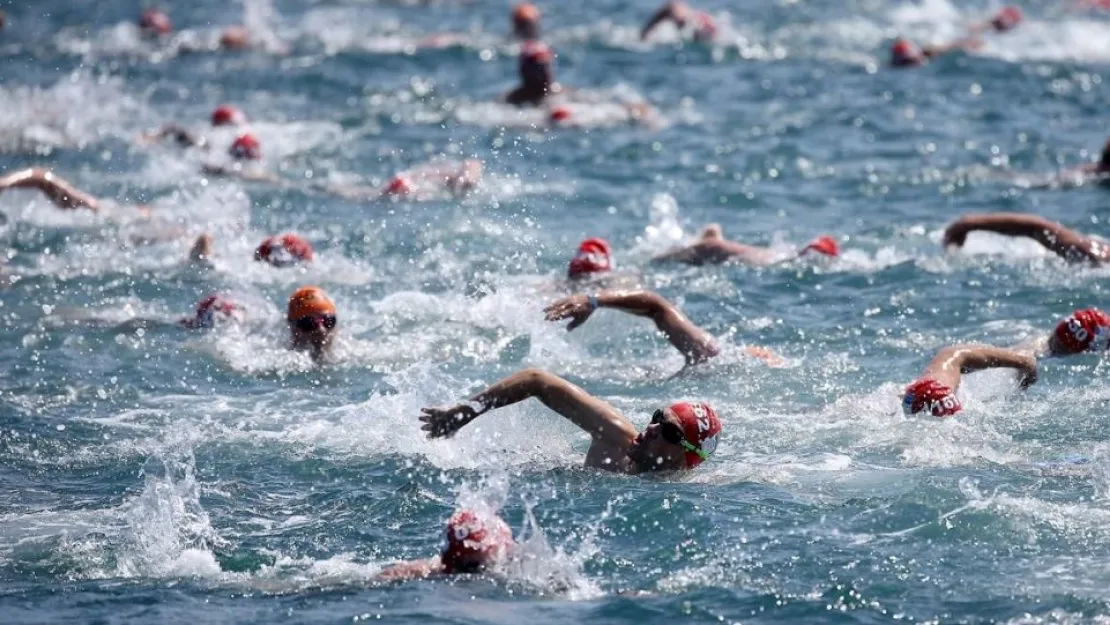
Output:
[1017, 359, 1038, 390]
[543, 295, 595, 331]
[419, 404, 480, 438]
[942, 219, 971, 248]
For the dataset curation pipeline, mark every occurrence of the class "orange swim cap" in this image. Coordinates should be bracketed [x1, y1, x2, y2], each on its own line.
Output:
[513, 3, 541, 23]
[287, 286, 336, 322]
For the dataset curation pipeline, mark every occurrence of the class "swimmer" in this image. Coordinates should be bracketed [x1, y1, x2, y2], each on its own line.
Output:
[420, 368, 722, 473]
[1058, 137, 1110, 181]
[179, 294, 242, 329]
[0, 10, 7, 31]
[969, 5, 1023, 35]
[512, 3, 541, 41]
[652, 224, 839, 266]
[889, 36, 983, 68]
[506, 41, 562, 107]
[139, 8, 172, 38]
[641, 1, 717, 42]
[201, 132, 281, 182]
[255, 233, 314, 267]
[902, 344, 1037, 417]
[287, 286, 337, 361]
[544, 289, 781, 366]
[0, 168, 101, 211]
[219, 26, 250, 50]
[567, 237, 613, 281]
[377, 510, 514, 581]
[141, 104, 248, 149]
[380, 159, 483, 198]
[1014, 308, 1110, 359]
[943, 212, 1110, 264]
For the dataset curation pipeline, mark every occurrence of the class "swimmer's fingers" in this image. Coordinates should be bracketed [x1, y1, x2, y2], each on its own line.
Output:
[419, 406, 475, 438]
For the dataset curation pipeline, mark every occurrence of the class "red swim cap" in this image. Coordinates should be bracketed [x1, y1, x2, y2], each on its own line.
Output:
[890, 39, 923, 67]
[255, 233, 314, 267]
[1054, 308, 1110, 354]
[693, 12, 717, 41]
[384, 175, 414, 195]
[441, 510, 512, 574]
[229, 133, 261, 160]
[991, 6, 1022, 33]
[669, 401, 721, 468]
[211, 105, 246, 127]
[520, 40, 554, 65]
[803, 235, 840, 257]
[549, 106, 572, 123]
[567, 237, 612, 278]
[182, 294, 240, 329]
[902, 379, 961, 417]
[139, 9, 172, 35]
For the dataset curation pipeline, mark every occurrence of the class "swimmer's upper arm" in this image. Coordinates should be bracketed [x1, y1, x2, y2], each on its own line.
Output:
[526, 370, 638, 445]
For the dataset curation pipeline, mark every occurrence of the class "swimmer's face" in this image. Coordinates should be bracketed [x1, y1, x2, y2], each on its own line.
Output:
[628, 410, 687, 472]
[289, 313, 337, 355]
[520, 58, 552, 89]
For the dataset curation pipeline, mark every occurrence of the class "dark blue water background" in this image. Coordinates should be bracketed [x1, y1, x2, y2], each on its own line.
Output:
[3, 0, 1110, 623]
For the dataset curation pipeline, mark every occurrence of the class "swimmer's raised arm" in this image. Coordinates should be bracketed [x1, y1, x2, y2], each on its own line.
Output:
[544, 290, 719, 364]
[943, 212, 1108, 263]
[922, 343, 1038, 389]
[419, 368, 638, 444]
[0, 168, 100, 211]
[641, 2, 687, 40]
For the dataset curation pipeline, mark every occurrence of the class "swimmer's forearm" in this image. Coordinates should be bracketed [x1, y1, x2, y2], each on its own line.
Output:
[598, 290, 717, 363]
[472, 369, 636, 442]
[468, 369, 561, 415]
[948, 213, 1091, 258]
[951, 345, 1037, 375]
[595, 290, 667, 318]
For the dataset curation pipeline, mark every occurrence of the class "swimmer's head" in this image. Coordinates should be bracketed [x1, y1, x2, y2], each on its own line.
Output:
[219, 25, 250, 50]
[991, 6, 1022, 33]
[1051, 308, 1110, 355]
[287, 286, 338, 355]
[139, 8, 172, 37]
[567, 237, 612, 279]
[211, 105, 247, 127]
[549, 106, 572, 124]
[698, 224, 724, 240]
[801, 235, 840, 258]
[902, 379, 961, 417]
[519, 40, 555, 88]
[441, 510, 513, 574]
[181, 294, 241, 329]
[255, 233, 314, 267]
[384, 175, 414, 196]
[629, 402, 721, 471]
[890, 38, 924, 68]
[512, 3, 541, 40]
[229, 133, 261, 160]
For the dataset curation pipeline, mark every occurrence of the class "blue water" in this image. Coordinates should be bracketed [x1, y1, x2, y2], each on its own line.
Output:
[4, 0, 1110, 623]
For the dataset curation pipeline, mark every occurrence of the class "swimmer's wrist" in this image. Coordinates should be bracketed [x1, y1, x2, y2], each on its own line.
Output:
[462, 399, 489, 416]
[586, 294, 600, 312]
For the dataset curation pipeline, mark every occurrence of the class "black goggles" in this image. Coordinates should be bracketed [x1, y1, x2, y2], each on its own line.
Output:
[293, 314, 337, 332]
[651, 409, 709, 461]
